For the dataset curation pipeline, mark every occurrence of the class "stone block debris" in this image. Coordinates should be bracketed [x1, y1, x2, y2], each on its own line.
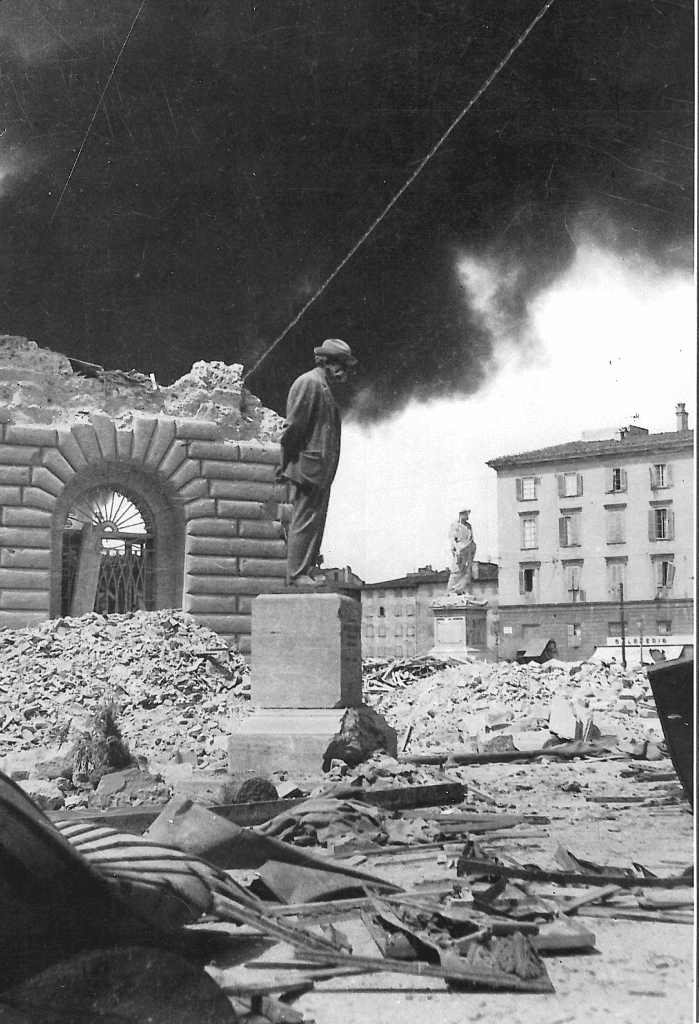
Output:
[367, 656, 665, 757]
[0, 610, 251, 805]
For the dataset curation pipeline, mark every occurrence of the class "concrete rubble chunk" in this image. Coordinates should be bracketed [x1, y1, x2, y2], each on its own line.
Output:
[548, 693, 581, 741]
[16, 777, 64, 810]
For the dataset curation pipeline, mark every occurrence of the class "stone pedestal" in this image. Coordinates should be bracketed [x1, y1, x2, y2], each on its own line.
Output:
[228, 593, 396, 776]
[429, 597, 489, 660]
[251, 593, 362, 708]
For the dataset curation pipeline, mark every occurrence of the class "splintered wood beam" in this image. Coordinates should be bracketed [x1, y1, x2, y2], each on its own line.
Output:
[458, 858, 693, 889]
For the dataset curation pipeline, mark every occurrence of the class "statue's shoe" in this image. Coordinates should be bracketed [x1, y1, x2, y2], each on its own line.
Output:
[288, 574, 325, 586]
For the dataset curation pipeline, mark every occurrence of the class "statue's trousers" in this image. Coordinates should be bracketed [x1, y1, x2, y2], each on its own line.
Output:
[286, 481, 331, 581]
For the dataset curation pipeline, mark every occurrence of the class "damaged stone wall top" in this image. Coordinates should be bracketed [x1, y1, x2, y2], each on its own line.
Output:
[0, 337, 285, 442]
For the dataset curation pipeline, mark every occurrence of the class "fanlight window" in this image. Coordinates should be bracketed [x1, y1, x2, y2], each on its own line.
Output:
[62, 488, 154, 616]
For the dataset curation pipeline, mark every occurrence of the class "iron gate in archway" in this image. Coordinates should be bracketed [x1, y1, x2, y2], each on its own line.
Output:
[61, 487, 155, 616]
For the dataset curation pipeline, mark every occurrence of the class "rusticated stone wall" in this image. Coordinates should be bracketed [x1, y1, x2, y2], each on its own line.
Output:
[0, 411, 289, 655]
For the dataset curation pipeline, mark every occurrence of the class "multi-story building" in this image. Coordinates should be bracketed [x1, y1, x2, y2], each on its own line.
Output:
[361, 563, 498, 659]
[486, 404, 694, 660]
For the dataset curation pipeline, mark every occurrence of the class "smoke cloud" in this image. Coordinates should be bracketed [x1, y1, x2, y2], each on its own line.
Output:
[0, 1, 692, 420]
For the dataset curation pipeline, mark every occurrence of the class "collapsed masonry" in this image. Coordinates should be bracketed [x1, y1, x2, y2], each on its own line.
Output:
[0, 336, 290, 653]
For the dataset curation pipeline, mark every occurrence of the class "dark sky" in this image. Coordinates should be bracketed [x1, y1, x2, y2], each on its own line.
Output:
[0, 0, 693, 419]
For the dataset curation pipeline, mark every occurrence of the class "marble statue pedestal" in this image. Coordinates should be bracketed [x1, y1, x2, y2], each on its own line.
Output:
[228, 593, 396, 776]
[429, 596, 490, 661]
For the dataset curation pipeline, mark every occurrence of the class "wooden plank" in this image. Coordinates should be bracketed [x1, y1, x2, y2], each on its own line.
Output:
[48, 782, 466, 834]
[400, 741, 607, 766]
[577, 906, 693, 925]
[458, 857, 694, 889]
[560, 884, 622, 915]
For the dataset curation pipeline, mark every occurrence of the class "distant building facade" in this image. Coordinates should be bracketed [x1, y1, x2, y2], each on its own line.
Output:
[486, 405, 694, 661]
[361, 563, 498, 659]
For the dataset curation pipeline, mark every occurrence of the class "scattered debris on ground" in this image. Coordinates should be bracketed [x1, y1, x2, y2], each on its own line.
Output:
[366, 657, 666, 759]
[0, 612, 693, 1021]
[0, 610, 250, 806]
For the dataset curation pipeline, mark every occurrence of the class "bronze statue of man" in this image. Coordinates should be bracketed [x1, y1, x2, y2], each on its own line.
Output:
[278, 338, 357, 585]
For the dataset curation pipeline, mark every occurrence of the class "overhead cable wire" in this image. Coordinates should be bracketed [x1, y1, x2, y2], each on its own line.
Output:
[49, 0, 147, 227]
[244, 0, 558, 380]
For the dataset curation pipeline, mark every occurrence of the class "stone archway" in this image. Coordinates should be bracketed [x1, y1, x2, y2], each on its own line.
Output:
[50, 461, 185, 619]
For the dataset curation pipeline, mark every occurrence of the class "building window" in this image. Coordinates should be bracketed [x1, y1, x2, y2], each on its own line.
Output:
[558, 472, 583, 498]
[649, 463, 673, 489]
[516, 476, 539, 501]
[608, 621, 628, 637]
[605, 467, 628, 493]
[405, 642, 416, 656]
[648, 507, 674, 541]
[406, 625, 415, 637]
[567, 623, 582, 649]
[394, 603, 402, 617]
[377, 589, 386, 598]
[394, 644, 404, 658]
[606, 508, 626, 544]
[378, 623, 387, 638]
[377, 645, 386, 657]
[564, 562, 585, 602]
[406, 603, 415, 617]
[656, 621, 672, 635]
[521, 517, 538, 549]
[394, 623, 403, 637]
[559, 511, 581, 547]
[378, 605, 386, 617]
[653, 558, 675, 592]
[518, 565, 538, 595]
[365, 624, 374, 638]
[606, 559, 627, 598]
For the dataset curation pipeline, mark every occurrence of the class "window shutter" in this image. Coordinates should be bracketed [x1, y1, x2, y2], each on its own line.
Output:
[620, 468, 628, 492]
[557, 475, 565, 498]
[605, 468, 614, 493]
[559, 517, 567, 546]
[618, 513, 626, 544]
[648, 509, 656, 540]
[666, 464, 674, 487]
[571, 514, 580, 546]
[667, 509, 675, 540]
[516, 478, 523, 501]
[606, 514, 614, 544]
[666, 563, 676, 588]
[576, 473, 583, 496]
[579, 589, 586, 603]
[649, 466, 656, 489]
[519, 570, 526, 594]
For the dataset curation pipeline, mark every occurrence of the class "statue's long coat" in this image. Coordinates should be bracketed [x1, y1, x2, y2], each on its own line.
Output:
[279, 367, 341, 579]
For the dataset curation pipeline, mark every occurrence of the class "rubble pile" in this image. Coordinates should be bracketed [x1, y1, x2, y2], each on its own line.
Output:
[0, 336, 285, 441]
[0, 610, 250, 777]
[365, 658, 665, 756]
[363, 654, 463, 697]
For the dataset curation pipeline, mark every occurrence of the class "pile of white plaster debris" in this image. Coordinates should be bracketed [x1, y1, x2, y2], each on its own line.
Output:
[0, 610, 250, 772]
[367, 658, 665, 757]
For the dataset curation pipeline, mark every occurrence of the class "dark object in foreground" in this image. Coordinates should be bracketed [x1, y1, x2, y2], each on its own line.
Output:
[645, 656, 694, 807]
[0, 947, 237, 1024]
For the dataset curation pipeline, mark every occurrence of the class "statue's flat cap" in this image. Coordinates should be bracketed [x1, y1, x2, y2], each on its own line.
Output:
[314, 338, 357, 365]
